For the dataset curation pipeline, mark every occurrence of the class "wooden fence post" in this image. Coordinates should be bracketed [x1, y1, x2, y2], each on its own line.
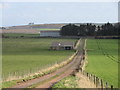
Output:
[111, 85, 113, 90]
[90, 74, 92, 81]
[88, 73, 89, 79]
[97, 77, 100, 87]
[81, 71, 114, 89]
[106, 82, 108, 88]
[96, 77, 98, 87]
[95, 76, 97, 87]
[89, 73, 91, 80]
[94, 75, 96, 85]
[101, 79, 103, 88]
[87, 72, 88, 77]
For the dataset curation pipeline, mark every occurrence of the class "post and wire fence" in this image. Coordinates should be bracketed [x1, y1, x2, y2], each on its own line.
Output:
[79, 40, 114, 89]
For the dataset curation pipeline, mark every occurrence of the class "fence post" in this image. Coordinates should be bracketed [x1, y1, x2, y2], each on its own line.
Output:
[94, 75, 96, 85]
[96, 77, 98, 87]
[101, 79, 103, 88]
[95, 76, 97, 87]
[97, 77, 100, 88]
[87, 72, 88, 78]
[90, 74, 92, 81]
[111, 85, 113, 90]
[81, 71, 114, 89]
[106, 82, 108, 88]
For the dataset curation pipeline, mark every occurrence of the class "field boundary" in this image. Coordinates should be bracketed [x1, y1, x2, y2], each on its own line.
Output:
[79, 39, 115, 89]
[79, 39, 87, 71]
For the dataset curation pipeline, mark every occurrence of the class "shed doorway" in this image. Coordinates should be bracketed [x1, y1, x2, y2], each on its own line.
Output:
[65, 46, 72, 50]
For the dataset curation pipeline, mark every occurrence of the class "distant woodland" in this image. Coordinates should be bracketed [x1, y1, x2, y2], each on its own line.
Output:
[60, 22, 120, 36]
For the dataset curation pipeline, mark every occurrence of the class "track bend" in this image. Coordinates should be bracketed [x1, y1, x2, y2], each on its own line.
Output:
[10, 39, 85, 88]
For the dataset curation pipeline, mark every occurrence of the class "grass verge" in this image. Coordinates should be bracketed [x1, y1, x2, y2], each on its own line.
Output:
[52, 76, 78, 88]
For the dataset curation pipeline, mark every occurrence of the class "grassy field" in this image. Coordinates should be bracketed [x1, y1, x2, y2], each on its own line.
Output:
[2, 37, 77, 82]
[86, 39, 118, 87]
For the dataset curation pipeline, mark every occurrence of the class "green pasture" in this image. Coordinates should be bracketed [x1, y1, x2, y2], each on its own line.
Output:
[86, 39, 118, 87]
[2, 38, 76, 81]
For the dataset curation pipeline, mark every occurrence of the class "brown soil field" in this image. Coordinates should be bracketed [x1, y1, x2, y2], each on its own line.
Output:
[2, 29, 39, 34]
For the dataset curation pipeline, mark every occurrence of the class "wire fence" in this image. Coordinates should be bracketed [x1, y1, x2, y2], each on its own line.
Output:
[2, 61, 58, 82]
[78, 56, 115, 89]
[80, 70, 114, 89]
[79, 39, 115, 89]
[2, 50, 78, 82]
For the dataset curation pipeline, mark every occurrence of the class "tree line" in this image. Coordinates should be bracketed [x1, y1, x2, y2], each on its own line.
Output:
[60, 22, 120, 36]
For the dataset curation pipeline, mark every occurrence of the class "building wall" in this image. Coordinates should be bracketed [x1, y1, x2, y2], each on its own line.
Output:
[50, 46, 73, 50]
[40, 31, 61, 37]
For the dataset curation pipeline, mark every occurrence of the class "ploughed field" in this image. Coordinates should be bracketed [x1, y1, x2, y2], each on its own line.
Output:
[86, 39, 118, 87]
[2, 37, 76, 81]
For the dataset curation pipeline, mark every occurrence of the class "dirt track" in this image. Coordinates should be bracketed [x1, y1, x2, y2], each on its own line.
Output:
[9, 39, 85, 88]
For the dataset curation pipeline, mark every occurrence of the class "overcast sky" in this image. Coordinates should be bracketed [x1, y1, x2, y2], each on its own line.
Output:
[0, 1, 119, 27]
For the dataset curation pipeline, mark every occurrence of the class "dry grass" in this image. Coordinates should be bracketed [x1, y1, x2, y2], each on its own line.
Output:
[76, 72, 96, 88]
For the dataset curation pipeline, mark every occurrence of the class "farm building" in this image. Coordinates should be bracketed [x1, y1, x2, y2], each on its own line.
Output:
[40, 30, 61, 37]
[50, 42, 75, 50]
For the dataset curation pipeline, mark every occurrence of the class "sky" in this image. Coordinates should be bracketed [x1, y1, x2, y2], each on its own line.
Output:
[0, 1, 119, 27]
[118, 1, 120, 22]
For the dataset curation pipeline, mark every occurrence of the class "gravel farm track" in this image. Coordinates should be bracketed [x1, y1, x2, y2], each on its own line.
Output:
[4, 39, 85, 89]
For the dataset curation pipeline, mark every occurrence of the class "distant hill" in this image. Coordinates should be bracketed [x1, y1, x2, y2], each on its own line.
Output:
[6, 23, 109, 30]
[7, 24, 67, 30]
[31, 24, 66, 29]
[2, 23, 117, 34]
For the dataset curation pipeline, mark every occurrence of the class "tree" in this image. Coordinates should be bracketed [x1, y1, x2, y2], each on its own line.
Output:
[60, 22, 118, 36]
[60, 24, 79, 36]
[86, 23, 96, 36]
[78, 25, 86, 36]
[100, 22, 115, 36]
